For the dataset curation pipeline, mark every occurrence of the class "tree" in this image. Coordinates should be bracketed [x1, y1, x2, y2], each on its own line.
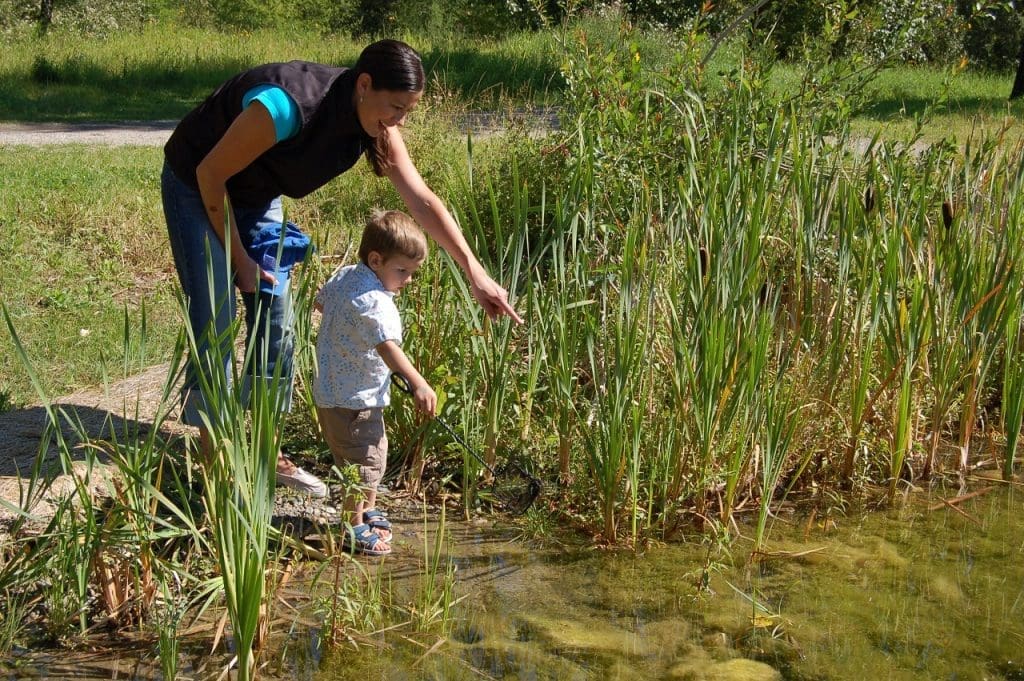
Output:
[38, 0, 53, 32]
[1012, 39, 1024, 100]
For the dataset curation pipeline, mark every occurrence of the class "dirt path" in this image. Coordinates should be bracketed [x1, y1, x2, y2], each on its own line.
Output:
[0, 109, 560, 147]
[0, 120, 178, 146]
[0, 361, 351, 541]
[0, 364, 190, 526]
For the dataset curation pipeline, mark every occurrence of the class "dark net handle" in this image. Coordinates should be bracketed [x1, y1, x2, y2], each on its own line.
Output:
[390, 373, 542, 514]
[390, 373, 499, 478]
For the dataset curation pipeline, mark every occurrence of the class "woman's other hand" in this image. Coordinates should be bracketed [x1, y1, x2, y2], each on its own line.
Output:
[234, 253, 278, 294]
[412, 381, 437, 417]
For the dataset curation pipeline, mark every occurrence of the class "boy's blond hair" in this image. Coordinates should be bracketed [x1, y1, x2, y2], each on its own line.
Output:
[358, 210, 428, 264]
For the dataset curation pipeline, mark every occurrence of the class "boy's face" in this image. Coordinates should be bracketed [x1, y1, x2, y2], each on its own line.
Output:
[367, 251, 424, 293]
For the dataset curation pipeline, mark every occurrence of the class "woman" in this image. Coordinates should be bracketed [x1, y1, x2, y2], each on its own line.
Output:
[162, 40, 522, 496]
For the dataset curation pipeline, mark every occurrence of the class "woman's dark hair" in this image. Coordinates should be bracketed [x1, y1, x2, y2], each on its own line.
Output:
[354, 39, 425, 176]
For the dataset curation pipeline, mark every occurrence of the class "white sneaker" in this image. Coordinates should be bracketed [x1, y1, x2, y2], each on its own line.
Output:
[277, 465, 328, 498]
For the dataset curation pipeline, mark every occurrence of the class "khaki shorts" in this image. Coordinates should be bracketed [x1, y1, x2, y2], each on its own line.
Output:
[317, 406, 388, 489]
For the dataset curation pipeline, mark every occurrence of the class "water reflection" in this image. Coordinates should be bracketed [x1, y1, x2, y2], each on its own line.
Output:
[3, 486, 1020, 680]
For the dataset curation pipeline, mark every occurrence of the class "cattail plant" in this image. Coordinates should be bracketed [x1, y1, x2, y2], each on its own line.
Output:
[411, 501, 459, 634]
[184, 227, 291, 680]
[662, 122, 781, 523]
[581, 212, 654, 543]
[921, 188, 973, 479]
[948, 146, 1017, 477]
[836, 160, 886, 485]
[875, 207, 929, 495]
[1002, 307, 1024, 480]
[752, 348, 799, 553]
[447, 160, 532, 475]
[999, 147, 1024, 480]
[535, 200, 592, 484]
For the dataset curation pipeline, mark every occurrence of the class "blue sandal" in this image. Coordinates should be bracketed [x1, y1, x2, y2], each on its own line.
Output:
[364, 509, 393, 537]
[344, 523, 391, 556]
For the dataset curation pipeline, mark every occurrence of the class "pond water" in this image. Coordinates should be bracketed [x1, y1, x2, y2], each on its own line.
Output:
[4, 482, 1022, 681]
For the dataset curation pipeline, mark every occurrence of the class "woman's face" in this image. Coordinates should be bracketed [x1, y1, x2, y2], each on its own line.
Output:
[355, 74, 422, 138]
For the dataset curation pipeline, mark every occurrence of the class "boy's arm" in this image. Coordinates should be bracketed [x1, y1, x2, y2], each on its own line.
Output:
[376, 340, 436, 416]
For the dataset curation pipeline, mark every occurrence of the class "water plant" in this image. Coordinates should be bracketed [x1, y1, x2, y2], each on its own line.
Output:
[313, 553, 388, 648]
[534, 200, 591, 485]
[177, 219, 304, 678]
[187, 309, 280, 679]
[1002, 307, 1024, 480]
[581, 212, 654, 544]
[410, 501, 459, 635]
[154, 573, 184, 681]
[449, 156, 532, 474]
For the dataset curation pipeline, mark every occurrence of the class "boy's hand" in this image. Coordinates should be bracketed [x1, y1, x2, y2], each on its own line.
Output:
[412, 382, 437, 417]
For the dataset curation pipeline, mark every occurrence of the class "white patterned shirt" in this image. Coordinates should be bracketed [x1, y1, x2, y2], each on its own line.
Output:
[314, 263, 402, 408]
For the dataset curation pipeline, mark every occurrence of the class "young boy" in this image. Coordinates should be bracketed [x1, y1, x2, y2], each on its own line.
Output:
[313, 210, 437, 556]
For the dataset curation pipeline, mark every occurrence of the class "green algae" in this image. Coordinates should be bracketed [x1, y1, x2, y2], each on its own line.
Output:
[323, 485, 1022, 681]
[667, 656, 783, 681]
[4, 487, 1019, 680]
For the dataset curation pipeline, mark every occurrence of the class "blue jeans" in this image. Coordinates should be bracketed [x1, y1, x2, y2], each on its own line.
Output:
[161, 161, 294, 428]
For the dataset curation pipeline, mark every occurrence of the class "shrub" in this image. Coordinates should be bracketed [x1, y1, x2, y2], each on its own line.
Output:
[178, 0, 286, 30]
[0, 0, 153, 36]
[961, 1, 1023, 71]
[841, 0, 965, 64]
[294, 0, 572, 37]
[621, 0, 704, 28]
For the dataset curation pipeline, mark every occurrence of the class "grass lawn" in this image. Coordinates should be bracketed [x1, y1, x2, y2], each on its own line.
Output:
[2, 18, 1022, 407]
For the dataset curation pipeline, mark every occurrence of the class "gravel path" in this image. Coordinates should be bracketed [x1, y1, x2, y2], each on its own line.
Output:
[0, 120, 178, 146]
[0, 109, 560, 147]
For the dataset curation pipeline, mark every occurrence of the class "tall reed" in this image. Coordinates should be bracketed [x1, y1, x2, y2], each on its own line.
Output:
[581, 213, 653, 543]
[184, 233, 288, 679]
[535, 200, 592, 484]
[1001, 307, 1023, 480]
[0, 304, 211, 645]
[752, 356, 798, 553]
[412, 501, 458, 635]
[448, 157, 532, 477]
[948, 144, 1018, 477]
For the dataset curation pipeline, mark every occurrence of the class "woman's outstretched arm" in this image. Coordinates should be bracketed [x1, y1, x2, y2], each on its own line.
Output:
[382, 126, 524, 324]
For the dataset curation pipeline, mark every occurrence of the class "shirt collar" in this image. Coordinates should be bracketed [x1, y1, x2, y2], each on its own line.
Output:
[354, 261, 395, 297]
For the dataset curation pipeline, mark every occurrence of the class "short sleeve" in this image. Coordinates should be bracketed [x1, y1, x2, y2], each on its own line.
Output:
[351, 293, 402, 350]
[242, 85, 300, 142]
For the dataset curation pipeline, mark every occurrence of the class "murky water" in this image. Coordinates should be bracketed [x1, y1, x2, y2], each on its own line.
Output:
[4, 483, 1022, 680]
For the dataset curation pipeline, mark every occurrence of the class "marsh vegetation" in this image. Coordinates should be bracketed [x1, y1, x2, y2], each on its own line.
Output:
[1, 4, 1023, 679]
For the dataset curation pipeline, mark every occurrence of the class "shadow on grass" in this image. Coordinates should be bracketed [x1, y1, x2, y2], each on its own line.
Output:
[419, 47, 563, 103]
[0, 49, 563, 123]
[859, 94, 1023, 121]
[0, 55, 254, 122]
[0, 402, 180, 477]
